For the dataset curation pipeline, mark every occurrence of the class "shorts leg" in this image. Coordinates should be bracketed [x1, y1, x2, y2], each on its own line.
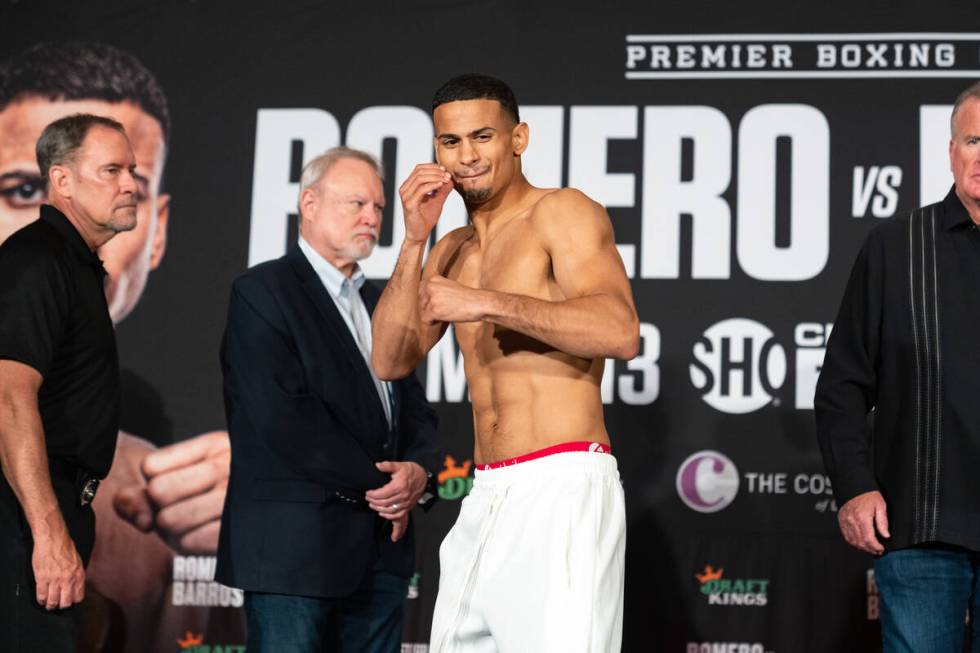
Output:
[874, 546, 972, 653]
[479, 456, 626, 653]
[430, 489, 497, 653]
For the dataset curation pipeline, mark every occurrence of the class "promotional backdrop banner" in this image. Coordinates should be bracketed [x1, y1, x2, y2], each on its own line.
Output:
[2, 1, 977, 651]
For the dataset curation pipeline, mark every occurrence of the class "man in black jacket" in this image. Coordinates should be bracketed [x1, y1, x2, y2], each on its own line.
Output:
[816, 82, 980, 651]
[215, 146, 441, 652]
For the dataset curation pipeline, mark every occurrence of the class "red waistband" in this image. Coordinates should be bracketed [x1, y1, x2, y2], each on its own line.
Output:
[475, 441, 611, 471]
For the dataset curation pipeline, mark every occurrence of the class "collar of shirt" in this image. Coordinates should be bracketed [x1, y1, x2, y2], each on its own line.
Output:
[297, 236, 365, 304]
[941, 186, 980, 231]
[39, 204, 107, 275]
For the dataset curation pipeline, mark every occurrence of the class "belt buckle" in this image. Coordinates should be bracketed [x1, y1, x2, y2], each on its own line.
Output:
[79, 477, 99, 507]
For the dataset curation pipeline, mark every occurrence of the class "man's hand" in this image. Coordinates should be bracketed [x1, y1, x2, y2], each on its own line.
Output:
[419, 275, 489, 324]
[390, 513, 409, 542]
[399, 164, 453, 243]
[837, 490, 890, 555]
[114, 431, 230, 554]
[32, 517, 85, 610]
[366, 461, 427, 523]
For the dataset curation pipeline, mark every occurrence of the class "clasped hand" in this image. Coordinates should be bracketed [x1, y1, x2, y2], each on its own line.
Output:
[366, 461, 427, 542]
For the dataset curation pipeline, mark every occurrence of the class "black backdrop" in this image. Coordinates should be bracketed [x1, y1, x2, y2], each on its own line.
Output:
[3, 1, 978, 651]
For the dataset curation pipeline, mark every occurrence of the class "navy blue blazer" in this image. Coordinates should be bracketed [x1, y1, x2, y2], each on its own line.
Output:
[215, 246, 440, 598]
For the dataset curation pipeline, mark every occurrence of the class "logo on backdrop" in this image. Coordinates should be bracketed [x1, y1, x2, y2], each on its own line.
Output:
[624, 33, 980, 80]
[171, 556, 244, 608]
[686, 643, 773, 653]
[690, 319, 787, 413]
[866, 568, 880, 620]
[407, 572, 421, 600]
[438, 455, 474, 501]
[690, 319, 832, 413]
[676, 451, 740, 513]
[176, 631, 245, 652]
[678, 451, 836, 514]
[696, 564, 770, 607]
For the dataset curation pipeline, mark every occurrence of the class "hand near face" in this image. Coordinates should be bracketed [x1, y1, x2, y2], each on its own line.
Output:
[113, 431, 230, 554]
[399, 163, 453, 243]
[366, 460, 427, 527]
[419, 274, 489, 324]
[837, 490, 890, 555]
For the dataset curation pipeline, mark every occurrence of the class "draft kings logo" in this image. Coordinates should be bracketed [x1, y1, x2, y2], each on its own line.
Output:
[438, 455, 474, 500]
[176, 631, 244, 653]
[696, 565, 770, 607]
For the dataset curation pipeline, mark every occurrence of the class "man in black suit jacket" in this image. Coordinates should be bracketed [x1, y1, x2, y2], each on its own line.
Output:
[216, 146, 441, 653]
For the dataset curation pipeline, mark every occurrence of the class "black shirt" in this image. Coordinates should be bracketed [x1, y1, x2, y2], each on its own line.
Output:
[816, 187, 980, 552]
[0, 204, 120, 478]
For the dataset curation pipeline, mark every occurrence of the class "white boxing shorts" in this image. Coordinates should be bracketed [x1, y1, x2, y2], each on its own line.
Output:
[429, 441, 626, 653]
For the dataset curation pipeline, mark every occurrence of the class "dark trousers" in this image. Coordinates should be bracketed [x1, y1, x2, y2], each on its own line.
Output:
[0, 471, 95, 653]
[875, 544, 980, 653]
[244, 560, 410, 653]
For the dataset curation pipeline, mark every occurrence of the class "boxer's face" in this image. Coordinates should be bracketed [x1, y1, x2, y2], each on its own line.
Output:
[950, 97, 980, 204]
[0, 97, 169, 323]
[433, 99, 526, 206]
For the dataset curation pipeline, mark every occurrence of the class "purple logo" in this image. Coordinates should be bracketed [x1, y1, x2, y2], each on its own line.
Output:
[676, 450, 740, 513]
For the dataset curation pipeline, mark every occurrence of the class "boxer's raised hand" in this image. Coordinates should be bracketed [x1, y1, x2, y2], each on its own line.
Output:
[399, 164, 452, 243]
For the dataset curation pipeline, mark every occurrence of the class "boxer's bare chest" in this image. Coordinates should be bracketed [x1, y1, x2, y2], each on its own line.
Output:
[443, 213, 557, 364]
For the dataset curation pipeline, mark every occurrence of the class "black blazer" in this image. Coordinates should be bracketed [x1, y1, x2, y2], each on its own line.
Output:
[215, 247, 440, 598]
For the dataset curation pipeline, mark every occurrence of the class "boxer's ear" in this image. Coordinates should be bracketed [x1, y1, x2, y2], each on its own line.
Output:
[512, 122, 529, 156]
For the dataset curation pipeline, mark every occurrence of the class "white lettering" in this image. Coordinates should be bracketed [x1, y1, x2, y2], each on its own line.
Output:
[642, 106, 732, 279]
[772, 44, 793, 68]
[248, 109, 341, 266]
[625, 45, 646, 69]
[936, 43, 955, 67]
[816, 44, 836, 68]
[737, 104, 829, 281]
[569, 106, 638, 276]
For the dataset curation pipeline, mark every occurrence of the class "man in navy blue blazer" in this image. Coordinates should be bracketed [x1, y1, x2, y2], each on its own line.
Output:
[215, 146, 441, 653]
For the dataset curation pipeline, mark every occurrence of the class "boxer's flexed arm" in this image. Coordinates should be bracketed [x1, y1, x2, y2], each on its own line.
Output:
[372, 164, 455, 380]
[420, 188, 640, 361]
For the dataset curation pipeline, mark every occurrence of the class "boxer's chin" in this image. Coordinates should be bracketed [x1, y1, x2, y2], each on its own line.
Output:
[460, 187, 492, 204]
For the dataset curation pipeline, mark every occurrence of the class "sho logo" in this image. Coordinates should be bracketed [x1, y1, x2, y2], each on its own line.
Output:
[676, 450, 740, 513]
[690, 318, 787, 413]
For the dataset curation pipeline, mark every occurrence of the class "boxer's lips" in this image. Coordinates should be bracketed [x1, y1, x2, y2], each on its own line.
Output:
[455, 169, 489, 181]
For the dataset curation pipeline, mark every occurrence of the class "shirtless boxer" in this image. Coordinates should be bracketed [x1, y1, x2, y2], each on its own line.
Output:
[371, 73, 639, 652]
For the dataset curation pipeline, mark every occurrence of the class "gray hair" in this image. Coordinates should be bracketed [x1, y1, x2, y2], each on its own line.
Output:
[950, 81, 980, 137]
[297, 146, 384, 209]
[36, 113, 126, 179]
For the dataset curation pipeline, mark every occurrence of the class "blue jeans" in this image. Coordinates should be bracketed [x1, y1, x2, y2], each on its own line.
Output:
[875, 545, 980, 652]
[244, 561, 409, 653]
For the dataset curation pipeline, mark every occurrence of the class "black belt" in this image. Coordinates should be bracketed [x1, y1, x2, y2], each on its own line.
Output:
[48, 458, 100, 507]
